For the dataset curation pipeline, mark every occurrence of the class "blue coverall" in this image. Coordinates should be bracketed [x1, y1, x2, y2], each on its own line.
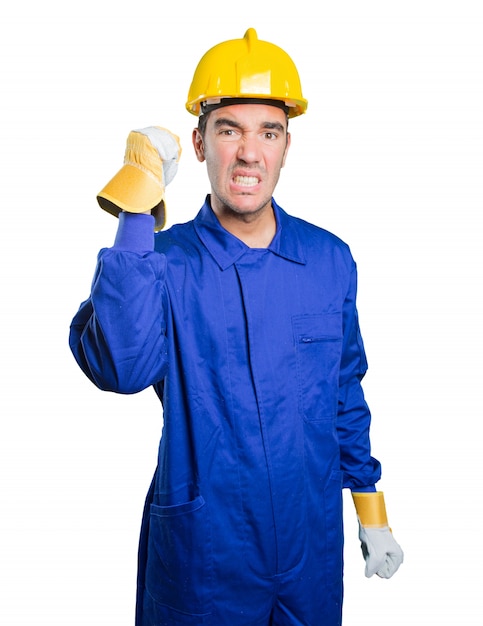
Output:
[69, 197, 381, 625]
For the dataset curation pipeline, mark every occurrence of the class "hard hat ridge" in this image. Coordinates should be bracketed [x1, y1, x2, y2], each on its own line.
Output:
[186, 28, 308, 118]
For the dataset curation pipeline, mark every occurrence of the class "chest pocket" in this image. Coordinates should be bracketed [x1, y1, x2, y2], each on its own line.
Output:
[292, 313, 343, 421]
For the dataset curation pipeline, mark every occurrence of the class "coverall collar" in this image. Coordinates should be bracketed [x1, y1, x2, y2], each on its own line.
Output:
[194, 195, 307, 270]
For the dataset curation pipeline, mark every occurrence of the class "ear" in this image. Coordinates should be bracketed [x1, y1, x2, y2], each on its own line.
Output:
[192, 128, 205, 162]
[281, 132, 291, 168]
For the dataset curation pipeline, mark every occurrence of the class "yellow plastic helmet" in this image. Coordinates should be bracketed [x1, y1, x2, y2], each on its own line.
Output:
[186, 28, 308, 118]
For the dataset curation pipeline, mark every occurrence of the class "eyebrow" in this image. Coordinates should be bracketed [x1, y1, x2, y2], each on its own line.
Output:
[214, 118, 286, 133]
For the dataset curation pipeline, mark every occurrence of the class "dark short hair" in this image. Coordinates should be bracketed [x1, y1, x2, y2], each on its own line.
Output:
[197, 110, 210, 136]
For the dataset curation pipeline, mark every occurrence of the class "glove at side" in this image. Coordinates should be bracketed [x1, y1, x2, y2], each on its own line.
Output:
[97, 126, 182, 231]
[352, 491, 404, 579]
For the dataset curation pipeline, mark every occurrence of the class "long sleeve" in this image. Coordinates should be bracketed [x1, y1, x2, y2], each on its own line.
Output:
[69, 213, 169, 394]
[337, 264, 381, 490]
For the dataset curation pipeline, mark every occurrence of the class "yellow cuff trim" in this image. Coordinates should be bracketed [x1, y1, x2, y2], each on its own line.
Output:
[352, 491, 388, 528]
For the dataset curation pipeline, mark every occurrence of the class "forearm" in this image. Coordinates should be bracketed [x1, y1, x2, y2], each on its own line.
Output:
[337, 376, 381, 490]
[69, 214, 168, 393]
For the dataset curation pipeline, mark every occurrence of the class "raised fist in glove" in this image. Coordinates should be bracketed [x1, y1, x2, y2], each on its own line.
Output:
[352, 492, 404, 579]
[97, 126, 182, 231]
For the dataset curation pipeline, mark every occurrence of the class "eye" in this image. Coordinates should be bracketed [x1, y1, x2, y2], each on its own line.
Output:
[217, 128, 240, 140]
[261, 130, 283, 143]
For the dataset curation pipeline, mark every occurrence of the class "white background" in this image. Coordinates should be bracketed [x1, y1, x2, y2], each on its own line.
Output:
[1, 1, 482, 624]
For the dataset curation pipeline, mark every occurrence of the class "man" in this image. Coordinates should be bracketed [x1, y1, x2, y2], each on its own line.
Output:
[70, 28, 403, 626]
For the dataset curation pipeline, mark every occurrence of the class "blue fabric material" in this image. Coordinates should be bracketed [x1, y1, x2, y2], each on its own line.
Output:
[69, 197, 381, 625]
[113, 211, 155, 252]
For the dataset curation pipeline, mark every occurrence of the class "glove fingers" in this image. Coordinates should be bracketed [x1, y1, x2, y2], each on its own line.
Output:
[363, 545, 383, 578]
[376, 549, 404, 579]
[135, 126, 182, 187]
[365, 559, 381, 578]
[136, 126, 182, 162]
[162, 158, 179, 187]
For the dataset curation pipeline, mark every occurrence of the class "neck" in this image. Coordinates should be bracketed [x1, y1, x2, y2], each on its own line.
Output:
[210, 196, 277, 248]
[217, 206, 276, 248]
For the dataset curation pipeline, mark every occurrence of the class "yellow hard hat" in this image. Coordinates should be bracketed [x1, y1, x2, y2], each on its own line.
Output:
[186, 28, 308, 118]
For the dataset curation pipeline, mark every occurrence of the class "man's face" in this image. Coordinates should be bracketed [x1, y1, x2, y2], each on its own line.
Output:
[192, 103, 291, 221]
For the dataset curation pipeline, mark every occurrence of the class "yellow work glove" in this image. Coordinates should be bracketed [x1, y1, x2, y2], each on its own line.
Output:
[352, 492, 404, 579]
[97, 126, 182, 231]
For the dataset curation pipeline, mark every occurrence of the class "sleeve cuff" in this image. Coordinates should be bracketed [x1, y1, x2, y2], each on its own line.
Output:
[350, 485, 377, 493]
[113, 212, 155, 252]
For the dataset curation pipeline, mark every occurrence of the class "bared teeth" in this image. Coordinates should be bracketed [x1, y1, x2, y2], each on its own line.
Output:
[234, 175, 258, 186]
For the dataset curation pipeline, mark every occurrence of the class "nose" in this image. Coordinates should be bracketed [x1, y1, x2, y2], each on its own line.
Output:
[236, 133, 261, 164]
